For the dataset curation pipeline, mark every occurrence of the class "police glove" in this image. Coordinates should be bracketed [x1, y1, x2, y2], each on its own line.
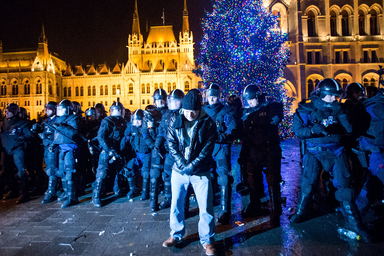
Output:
[311, 123, 326, 135]
[271, 115, 281, 125]
[181, 162, 195, 175]
[108, 149, 117, 158]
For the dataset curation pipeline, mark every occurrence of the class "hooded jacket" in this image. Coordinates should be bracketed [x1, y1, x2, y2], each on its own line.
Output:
[167, 109, 216, 175]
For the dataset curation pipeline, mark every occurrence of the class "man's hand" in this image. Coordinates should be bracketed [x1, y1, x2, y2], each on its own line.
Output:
[311, 123, 326, 135]
[181, 162, 195, 175]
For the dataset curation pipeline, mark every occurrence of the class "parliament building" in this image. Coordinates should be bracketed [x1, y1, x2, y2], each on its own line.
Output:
[1, 0, 384, 118]
[0, 0, 199, 120]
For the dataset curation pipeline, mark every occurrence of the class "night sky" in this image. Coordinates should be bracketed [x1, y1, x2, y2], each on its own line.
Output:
[0, 0, 213, 66]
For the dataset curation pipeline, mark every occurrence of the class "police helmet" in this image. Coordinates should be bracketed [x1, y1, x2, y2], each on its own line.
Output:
[152, 88, 167, 101]
[145, 105, 155, 111]
[85, 107, 99, 119]
[6, 103, 20, 116]
[242, 84, 262, 100]
[57, 99, 74, 117]
[124, 109, 132, 122]
[45, 101, 58, 115]
[132, 109, 144, 121]
[18, 107, 28, 119]
[345, 82, 366, 99]
[72, 101, 83, 114]
[94, 103, 107, 118]
[206, 83, 221, 97]
[315, 78, 343, 98]
[168, 89, 185, 100]
[110, 102, 125, 117]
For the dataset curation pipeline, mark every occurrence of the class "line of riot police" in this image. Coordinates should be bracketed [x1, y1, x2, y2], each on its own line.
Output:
[0, 84, 286, 227]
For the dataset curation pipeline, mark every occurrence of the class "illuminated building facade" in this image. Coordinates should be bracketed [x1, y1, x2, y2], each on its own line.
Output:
[266, 0, 384, 109]
[0, 0, 199, 119]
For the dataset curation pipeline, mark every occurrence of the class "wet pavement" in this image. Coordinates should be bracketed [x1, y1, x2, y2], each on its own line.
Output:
[1, 139, 384, 256]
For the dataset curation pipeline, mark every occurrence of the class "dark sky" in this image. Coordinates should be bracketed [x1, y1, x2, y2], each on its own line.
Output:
[0, 0, 213, 66]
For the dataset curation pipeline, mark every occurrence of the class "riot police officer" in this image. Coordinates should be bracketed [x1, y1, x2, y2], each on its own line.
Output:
[40, 101, 59, 204]
[123, 109, 152, 200]
[53, 99, 81, 208]
[150, 89, 185, 212]
[291, 78, 373, 242]
[203, 83, 237, 224]
[241, 84, 283, 225]
[92, 102, 127, 207]
[0, 103, 34, 203]
[153, 88, 168, 115]
[95, 103, 107, 120]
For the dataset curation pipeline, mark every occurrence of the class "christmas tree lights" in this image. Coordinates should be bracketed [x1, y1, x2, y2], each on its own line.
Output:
[196, 0, 294, 139]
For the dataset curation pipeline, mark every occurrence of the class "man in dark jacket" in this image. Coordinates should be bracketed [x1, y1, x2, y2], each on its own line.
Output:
[0, 103, 34, 203]
[241, 84, 283, 225]
[203, 83, 237, 224]
[291, 78, 373, 242]
[92, 102, 126, 207]
[162, 89, 217, 256]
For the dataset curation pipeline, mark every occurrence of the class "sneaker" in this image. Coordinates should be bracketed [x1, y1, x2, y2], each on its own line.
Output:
[162, 237, 182, 247]
[203, 243, 216, 256]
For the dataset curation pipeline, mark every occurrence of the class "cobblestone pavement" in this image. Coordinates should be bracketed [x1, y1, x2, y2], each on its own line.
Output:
[1, 139, 384, 256]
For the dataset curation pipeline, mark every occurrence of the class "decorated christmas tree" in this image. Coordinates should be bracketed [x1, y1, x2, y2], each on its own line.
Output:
[196, 0, 294, 139]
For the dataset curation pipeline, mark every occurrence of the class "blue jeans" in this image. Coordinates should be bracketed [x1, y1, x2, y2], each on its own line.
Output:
[170, 170, 215, 246]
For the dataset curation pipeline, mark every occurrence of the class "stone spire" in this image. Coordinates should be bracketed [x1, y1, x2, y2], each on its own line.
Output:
[132, 0, 140, 36]
[182, 0, 189, 33]
[39, 23, 47, 44]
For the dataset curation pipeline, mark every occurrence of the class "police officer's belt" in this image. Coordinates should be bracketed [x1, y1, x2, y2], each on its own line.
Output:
[307, 146, 331, 152]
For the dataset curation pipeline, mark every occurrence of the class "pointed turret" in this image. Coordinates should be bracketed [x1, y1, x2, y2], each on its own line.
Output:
[182, 0, 189, 33]
[37, 23, 49, 64]
[132, 0, 140, 36]
[39, 23, 48, 44]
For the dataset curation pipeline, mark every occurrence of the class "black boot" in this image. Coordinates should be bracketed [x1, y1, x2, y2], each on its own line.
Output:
[340, 201, 375, 243]
[159, 183, 172, 210]
[140, 178, 149, 201]
[57, 179, 68, 202]
[92, 178, 103, 207]
[42, 177, 58, 204]
[269, 185, 282, 226]
[242, 187, 264, 218]
[127, 177, 139, 199]
[150, 178, 159, 212]
[16, 175, 30, 204]
[290, 191, 311, 223]
[218, 185, 231, 224]
[61, 181, 79, 208]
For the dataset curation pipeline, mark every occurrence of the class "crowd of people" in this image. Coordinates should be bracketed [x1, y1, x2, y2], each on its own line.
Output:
[0, 79, 383, 255]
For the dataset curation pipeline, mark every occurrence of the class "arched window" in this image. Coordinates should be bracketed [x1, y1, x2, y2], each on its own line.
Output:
[167, 82, 172, 93]
[370, 78, 376, 87]
[24, 80, 30, 95]
[142, 84, 145, 94]
[68, 87, 72, 97]
[184, 81, 190, 92]
[341, 10, 349, 36]
[159, 83, 163, 89]
[56, 83, 60, 97]
[64, 87, 68, 97]
[75, 86, 79, 97]
[342, 79, 348, 89]
[92, 86, 96, 96]
[12, 81, 18, 95]
[307, 79, 314, 96]
[146, 83, 150, 94]
[172, 82, 176, 90]
[359, 10, 365, 35]
[307, 11, 316, 37]
[117, 84, 121, 95]
[88, 86, 91, 96]
[330, 11, 337, 36]
[100, 85, 104, 96]
[112, 85, 116, 95]
[48, 83, 52, 96]
[370, 9, 378, 35]
[80, 86, 84, 96]
[272, 10, 281, 29]
[154, 83, 158, 91]
[36, 80, 42, 94]
[129, 83, 133, 94]
[363, 78, 369, 87]
[105, 85, 108, 95]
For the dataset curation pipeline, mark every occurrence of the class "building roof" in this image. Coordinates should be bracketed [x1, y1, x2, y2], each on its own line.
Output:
[146, 26, 176, 44]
